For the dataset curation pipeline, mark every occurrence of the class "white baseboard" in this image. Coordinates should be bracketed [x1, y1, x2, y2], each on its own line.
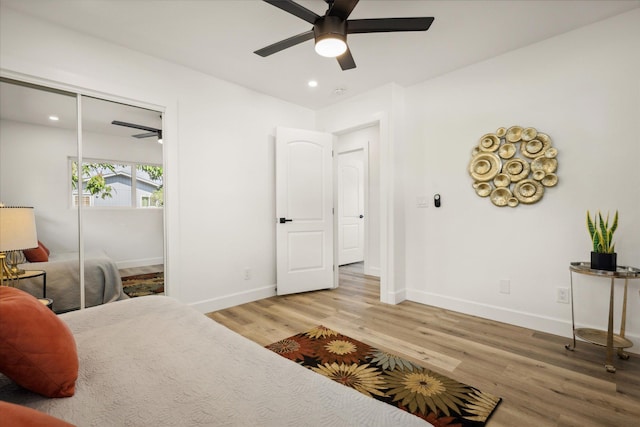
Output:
[387, 288, 406, 304]
[189, 285, 277, 314]
[365, 266, 381, 277]
[406, 288, 639, 355]
[116, 257, 164, 270]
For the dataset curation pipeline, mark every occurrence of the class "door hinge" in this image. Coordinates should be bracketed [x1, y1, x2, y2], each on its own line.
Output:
[332, 150, 334, 157]
[332, 207, 334, 214]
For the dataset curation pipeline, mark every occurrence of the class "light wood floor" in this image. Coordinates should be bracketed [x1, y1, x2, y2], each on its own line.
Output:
[207, 263, 640, 426]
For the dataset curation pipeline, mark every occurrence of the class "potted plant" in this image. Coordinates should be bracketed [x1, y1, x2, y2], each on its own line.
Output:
[586, 210, 618, 271]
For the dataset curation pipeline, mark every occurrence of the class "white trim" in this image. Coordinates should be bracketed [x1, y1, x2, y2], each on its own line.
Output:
[406, 288, 640, 354]
[77, 95, 85, 310]
[332, 137, 339, 288]
[365, 266, 381, 277]
[388, 288, 406, 305]
[189, 285, 277, 314]
[374, 112, 392, 304]
[0, 69, 166, 113]
[363, 141, 370, 276]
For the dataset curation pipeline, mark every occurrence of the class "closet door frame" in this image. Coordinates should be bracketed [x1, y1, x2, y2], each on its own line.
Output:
[0, 73, 169, 309]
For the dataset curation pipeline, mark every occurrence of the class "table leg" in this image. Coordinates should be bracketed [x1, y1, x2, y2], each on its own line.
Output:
[605, 277, 615, 373]
[565, 270, 577, 351]
[617, 278, 630, 360]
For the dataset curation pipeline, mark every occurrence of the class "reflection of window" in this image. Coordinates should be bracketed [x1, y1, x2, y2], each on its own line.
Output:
[74, 195, 93, 207]
[71, 158, 163, 208]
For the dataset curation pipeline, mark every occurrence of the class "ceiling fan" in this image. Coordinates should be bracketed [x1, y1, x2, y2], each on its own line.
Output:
[111, 120, 162, 140]
[254, 0, 434, 70]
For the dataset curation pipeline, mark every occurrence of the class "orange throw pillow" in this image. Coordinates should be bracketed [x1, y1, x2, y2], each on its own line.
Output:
[0, 287, 78, 397]
[0, 401, 75, 427]
[40, 240, 51, 256]
[22, 241, 49, 262]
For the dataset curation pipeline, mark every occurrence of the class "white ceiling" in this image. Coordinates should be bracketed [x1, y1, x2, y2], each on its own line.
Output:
[1, 0, 639, 110]
[0, 80, 162, 139]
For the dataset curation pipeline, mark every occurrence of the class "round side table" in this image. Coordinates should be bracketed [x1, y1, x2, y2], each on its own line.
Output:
[38, 297, 54, 311]
[565, 262, 640, 373]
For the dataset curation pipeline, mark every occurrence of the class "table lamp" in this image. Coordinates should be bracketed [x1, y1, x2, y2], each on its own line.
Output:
[0, 206, 38, 279]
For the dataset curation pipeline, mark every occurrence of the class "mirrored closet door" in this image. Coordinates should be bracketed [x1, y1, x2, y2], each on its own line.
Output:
[0, 77, 164, 312]
[80, 96, 164, 303]
[0, 78, 80, 311]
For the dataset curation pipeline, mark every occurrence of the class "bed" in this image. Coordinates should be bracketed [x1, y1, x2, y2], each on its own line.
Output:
[0, 294, 430, 426]
[17, 251, 128, 313]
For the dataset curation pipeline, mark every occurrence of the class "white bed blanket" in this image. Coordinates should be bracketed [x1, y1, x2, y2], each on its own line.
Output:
[0, 296, 429, 426]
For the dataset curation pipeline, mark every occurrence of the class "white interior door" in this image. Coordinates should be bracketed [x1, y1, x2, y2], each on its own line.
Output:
[276, 127, 334, 295]
[338, 149, 365, 265]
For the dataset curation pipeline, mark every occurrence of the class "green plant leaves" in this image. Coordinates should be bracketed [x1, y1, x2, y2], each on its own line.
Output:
[587, 210, 618, 253]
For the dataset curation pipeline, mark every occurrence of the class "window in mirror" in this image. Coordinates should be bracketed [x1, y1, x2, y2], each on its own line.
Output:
[70, 159, 162, 208]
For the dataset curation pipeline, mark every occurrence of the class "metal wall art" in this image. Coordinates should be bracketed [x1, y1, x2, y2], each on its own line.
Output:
[468, 126, 558, 207]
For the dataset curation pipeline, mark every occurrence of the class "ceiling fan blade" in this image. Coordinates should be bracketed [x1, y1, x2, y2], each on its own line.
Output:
[263, 0, 320, 24]
[328, 0, 359, 20]
[111, 120, 160, 133]
[132, 132, 158, 139]
[336, 47, 356, 70]
[254, 30, 315, 57]
[347, 17, 434, 34]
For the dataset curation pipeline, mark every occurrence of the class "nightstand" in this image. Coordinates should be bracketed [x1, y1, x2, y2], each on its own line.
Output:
[38, 297, 54, 311]
[15, 269, 47, 298]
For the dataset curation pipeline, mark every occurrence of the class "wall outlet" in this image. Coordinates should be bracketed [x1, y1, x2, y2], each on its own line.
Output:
[557, 287, 570, 304]
[499, 279, 510, 294]
[243, 268, 251, 280]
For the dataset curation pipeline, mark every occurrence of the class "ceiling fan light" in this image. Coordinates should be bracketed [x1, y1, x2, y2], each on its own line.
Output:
[315, 36, 347, 58]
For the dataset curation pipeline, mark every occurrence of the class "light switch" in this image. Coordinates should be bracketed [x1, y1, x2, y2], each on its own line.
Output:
[416, 196, 428, 208]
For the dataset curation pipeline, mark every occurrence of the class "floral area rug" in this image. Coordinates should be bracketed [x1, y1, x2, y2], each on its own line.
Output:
[121, 272, 164, 297]
[266, 325, 501, 426]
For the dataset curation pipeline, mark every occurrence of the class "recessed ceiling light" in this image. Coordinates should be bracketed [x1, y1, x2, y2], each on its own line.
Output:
[49, 115, 59, 121]
[308, 80, 318, 88]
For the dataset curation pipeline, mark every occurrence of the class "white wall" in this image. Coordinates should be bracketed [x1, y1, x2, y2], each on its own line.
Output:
[0, 7, 315, 309]
[402, 10, 640, 348]
[0, 120, 78, 251]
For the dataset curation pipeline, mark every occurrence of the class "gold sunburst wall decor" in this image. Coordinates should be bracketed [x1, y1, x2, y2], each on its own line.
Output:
[469, 126, 558, 207]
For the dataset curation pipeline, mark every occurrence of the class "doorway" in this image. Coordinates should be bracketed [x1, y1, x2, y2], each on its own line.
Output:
[337, 148, 365, 266]
[335, 124, 380, 279]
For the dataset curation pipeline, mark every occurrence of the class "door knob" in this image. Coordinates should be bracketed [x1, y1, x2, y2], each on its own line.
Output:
[279, 218, 293, 224]
[359, 215, 364, 219]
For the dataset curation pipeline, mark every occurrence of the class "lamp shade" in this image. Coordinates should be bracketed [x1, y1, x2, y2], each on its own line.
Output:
[0, 207, 38, 252]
